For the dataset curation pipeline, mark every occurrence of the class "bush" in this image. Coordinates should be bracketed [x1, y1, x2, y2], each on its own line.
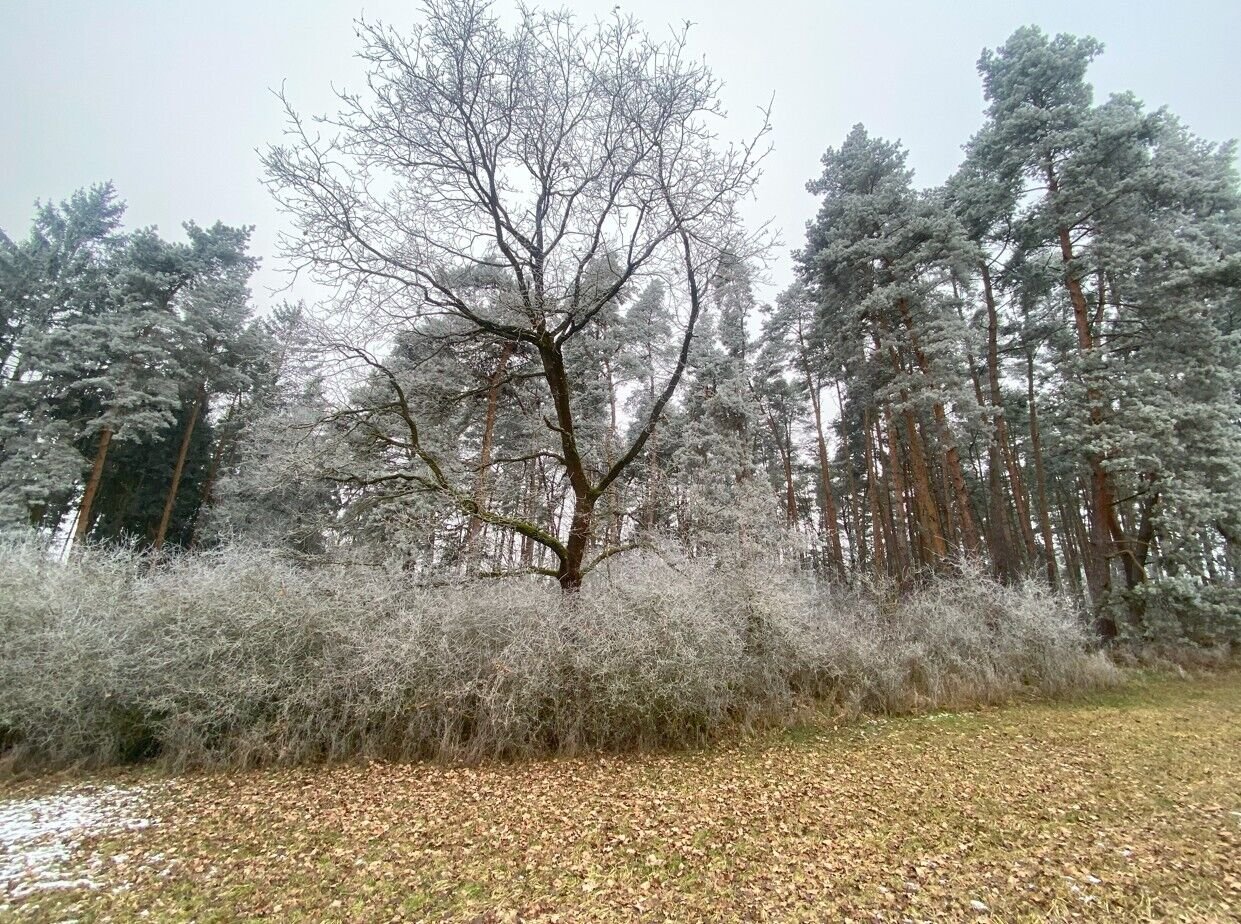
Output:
[0, 540, 1117, 771]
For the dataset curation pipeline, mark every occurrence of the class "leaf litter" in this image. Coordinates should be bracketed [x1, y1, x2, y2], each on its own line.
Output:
[2, 673, 1239, 922]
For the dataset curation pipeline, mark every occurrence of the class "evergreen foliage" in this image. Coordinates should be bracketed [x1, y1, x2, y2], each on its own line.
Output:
[1, 9, 1238, 649]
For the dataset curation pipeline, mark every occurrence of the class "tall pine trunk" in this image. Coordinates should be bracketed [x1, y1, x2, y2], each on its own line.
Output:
[74, 426, 113, 544]
[880, 408, 917, 570]
[980, 264, 1039, 568]
[1025, 352, 1060, 589]
[153, 383, 207, 551]
[1056, 493, 1085, 597]
[863, 407, 888, 575]
[897, 298, 980, 555]
[811, 407, 845, 578]
[838, 382, 865, 570]
[795, 323, 845, 576]
[959, 292, 1017, 580]
[465, 344, 513, 562]
[900, 406, 947, 562]
[777, 423, 798, 527]
[877, 326, 946, 564]
[1047, 163, 1138, 619]
[186, 391, 243, 550]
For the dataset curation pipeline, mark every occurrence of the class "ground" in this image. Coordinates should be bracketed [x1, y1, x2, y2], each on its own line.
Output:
[2, 673, 1239, 923]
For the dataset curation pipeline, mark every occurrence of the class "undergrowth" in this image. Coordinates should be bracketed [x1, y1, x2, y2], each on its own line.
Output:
[0, 539, 1118, 771]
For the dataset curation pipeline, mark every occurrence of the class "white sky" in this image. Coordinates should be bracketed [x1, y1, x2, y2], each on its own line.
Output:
[2, 0, 1238, 307]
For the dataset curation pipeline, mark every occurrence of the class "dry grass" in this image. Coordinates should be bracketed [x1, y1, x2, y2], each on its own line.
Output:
[3, 671, 1239, 922]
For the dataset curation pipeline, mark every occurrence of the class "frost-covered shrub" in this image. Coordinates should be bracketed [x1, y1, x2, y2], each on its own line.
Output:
[816, 565, 1118, 713]
[0, 539, 1116, 771]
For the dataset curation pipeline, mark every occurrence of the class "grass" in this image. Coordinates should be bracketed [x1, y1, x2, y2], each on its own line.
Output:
[3, 670, 1239, 922]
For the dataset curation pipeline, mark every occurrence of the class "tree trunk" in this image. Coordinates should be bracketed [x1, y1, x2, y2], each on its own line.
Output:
[187, 391, 242, 550]
[930, 416, 960, 552]
[759, 396, 798, 528]
[538, 335, 595, 592]
[644, 425, 660, 531]
[986, 441, 1016, 581]
[896, 298, 981, 556]
[863, 407, 888, 575]
[980, 263, 1039, 568]
[520, 461, 537, 568]
[559, 497, 594, 592]
[838, 381, 865, 571]
[603, 356, 625, 546]
[1047, 164, 1139, 606]
[960, 296, 1016, 579]
[74, 426, 113, 544]
[881, 408, 917, 571]
[153, 383, 207, 552]
[1073, 480, 1106, 605]
[779, 428, 798, 527]
[795, 325, 845, 576]
[1056, 493, 1085, 597]
[466, 343, 513, 562]
[876, 326, 946, 564]
[811, 406, 845, 577]
[930, 394, 979, 553]
[900, 406, 947, 562]
[1025, 352, 1060, 589]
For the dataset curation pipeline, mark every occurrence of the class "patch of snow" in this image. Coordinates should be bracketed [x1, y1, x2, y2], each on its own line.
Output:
[0, 785, 154, 909]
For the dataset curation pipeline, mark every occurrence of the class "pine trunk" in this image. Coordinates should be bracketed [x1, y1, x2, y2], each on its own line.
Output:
[986, 441, 1016, 581]
[897, 298, 981, 556]
[466, 344, 513, 562]
[863, 407, 888, 575]
[187, 391, 242, 550]
[1025, 353, 1060, 589]
[980, 263, 1039, 568]
[1056, 492, 1085, 597]
[1047, 163, 1139, 610]
[780, 431, 798, 527]
[74, 426, 113, 544]
[153, 383, 207, 552]
[881, 408, 917, 570]
[796, 326, 845, 575]
[960, 300, 1016, 579]
[837, 382, 865, 570]
[804, 390, 843, 575]
[900, 407, 948, 562]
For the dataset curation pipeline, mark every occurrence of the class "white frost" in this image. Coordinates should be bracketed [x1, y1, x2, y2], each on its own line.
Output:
[0, 785, 153, 908]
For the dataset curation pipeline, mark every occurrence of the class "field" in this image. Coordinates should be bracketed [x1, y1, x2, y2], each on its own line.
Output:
[3, 672, 1239, 923]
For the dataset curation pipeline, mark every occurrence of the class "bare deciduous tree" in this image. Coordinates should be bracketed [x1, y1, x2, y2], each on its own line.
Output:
[264, 0, 769, 590]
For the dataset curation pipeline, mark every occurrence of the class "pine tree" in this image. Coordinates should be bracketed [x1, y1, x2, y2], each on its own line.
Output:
[0, 185, 126, 527]
[799, 126, 985, 572]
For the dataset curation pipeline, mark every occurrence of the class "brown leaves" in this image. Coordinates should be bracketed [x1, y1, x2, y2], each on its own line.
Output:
[4, 673, 1241, 922]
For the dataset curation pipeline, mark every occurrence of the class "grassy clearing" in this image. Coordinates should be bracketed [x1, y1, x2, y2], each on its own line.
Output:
[3, 671, 1239, 923]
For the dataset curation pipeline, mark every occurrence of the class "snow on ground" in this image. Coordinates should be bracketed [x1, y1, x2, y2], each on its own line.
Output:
[0, 785, 154, 908]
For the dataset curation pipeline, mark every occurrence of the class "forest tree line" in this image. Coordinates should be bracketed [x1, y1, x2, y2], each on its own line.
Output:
[1, 8, 1238, 643]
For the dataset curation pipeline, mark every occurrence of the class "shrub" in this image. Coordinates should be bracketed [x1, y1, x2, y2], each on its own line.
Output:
[0, 539, 1116, 771]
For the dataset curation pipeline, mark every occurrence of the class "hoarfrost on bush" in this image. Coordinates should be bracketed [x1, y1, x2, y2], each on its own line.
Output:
[0, 538, 1117, 770]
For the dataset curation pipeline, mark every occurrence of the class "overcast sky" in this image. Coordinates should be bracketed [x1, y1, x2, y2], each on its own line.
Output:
[3, 0, 1238, 305]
